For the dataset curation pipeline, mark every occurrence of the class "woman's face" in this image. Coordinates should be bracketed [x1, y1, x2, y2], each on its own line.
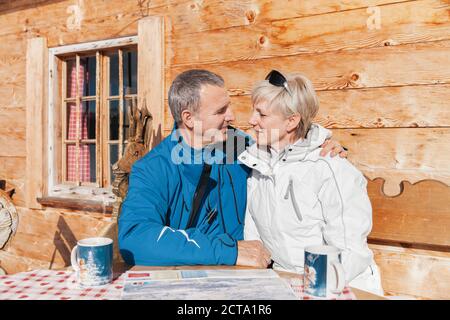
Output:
[248, 100, 290, 149]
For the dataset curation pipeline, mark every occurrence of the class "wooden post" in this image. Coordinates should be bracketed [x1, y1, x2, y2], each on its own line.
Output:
[26, 37, 48, 209]
[138, 16, 164, 150]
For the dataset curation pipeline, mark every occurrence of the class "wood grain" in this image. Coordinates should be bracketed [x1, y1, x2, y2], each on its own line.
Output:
[171, 0, 450, 65]
[0, 0, 413, 39]
[370, 243, 450, 299]
[37, 197, 113, 214]
[368, 178, 450, 247]
[138, 16, 165, 149]
[0, 156, 26, 180]
[5, 206, 115, 267]
[25, 37, 47, 209]
[0, 107, 26, 144]
[0, 250, 59, 274]
[170, 40, 450, 95]
[332, 128, 450, 195]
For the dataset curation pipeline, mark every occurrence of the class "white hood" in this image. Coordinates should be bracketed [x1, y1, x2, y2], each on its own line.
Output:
[239, 124, 332, 175]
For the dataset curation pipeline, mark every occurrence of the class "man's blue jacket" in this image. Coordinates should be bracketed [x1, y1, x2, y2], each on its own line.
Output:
[118, 126, 252, 266]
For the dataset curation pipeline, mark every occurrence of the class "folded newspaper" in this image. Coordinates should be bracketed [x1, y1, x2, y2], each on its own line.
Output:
[121, 269, 299, 300]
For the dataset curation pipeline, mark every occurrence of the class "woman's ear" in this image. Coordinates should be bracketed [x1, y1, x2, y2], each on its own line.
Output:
[181, 109, 194, 129]
[286, 114, 301, 133]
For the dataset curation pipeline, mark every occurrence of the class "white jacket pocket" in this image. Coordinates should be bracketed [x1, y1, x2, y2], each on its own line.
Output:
[282, 177, 320, 226]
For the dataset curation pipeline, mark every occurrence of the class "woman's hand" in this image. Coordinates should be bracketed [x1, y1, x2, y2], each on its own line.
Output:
[320, 139, 348, 158]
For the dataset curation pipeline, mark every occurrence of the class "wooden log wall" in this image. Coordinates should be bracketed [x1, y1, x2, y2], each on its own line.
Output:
[0, 0, 449, 298]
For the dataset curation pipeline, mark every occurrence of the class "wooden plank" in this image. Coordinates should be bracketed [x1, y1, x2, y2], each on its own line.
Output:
[369, 243, 450, 299]
[0, 35, 26, 55]
[4, 178, 26, 208]
[138, 16, 165, 149]
[5, 206, 115, 267]
[118, 49, 124, 165]
[0, 0, 412, 40]
[95, 51, 102, 187]
[0, 85, 25, 109]
[25, 37, 47, 209]
[0, 107, 26, 140]
[0, 156, 26, 180]
[164, 0, 413, 34]
[75, 54, 81, 185]
[0, 250, 59, 274]
[0, 0, 165, 39]
[172, 0, 450, 65]
[368, 178, 450, 247]
[164, 84, 450, 129]
[37, 197, 113, 214]
[332, 128, 450, 196]
[49, 35, 137, 55]
[170, 39, 450, 95]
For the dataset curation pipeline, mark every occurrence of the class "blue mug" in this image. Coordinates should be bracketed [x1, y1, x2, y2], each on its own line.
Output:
[304, 245, 345, 299]
[70, 237, 113, 286]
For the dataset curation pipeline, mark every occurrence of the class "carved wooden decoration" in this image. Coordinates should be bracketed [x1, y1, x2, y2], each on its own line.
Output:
[367, 177, 450, 247]
[111, 97, 152, 217]
[366, 177, 450, 299]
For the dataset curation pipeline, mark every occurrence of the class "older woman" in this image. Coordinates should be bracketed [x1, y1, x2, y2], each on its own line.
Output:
[238, 70, 383, 295]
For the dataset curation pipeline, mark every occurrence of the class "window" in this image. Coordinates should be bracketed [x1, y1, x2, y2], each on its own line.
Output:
[61, 48, 137, 187]
[29, 18, 164, 211]
[44, 36, 141, 205]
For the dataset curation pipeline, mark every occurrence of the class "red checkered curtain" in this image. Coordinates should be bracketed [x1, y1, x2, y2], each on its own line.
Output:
[67, 63, 91, 182]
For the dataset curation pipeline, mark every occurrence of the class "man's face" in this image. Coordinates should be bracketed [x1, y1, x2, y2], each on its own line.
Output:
[192, 84, 235, 146]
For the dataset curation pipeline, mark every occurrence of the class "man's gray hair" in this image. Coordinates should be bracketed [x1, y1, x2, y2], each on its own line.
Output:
[168, 69, 225, 124]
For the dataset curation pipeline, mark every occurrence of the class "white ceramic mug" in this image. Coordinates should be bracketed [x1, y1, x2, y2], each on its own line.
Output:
[303, 245, 345, 299]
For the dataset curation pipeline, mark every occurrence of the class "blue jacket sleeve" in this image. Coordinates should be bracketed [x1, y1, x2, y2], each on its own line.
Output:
[118, 156, 238, 266]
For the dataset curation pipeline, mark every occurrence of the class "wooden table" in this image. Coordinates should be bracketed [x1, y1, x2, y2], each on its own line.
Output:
[125, 264, 386, 300]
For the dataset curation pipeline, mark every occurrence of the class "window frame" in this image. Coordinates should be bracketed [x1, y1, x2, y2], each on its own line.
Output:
[47, 36, 138, 202]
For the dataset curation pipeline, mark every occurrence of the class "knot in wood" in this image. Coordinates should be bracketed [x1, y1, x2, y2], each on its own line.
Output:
[351, 73, 360, 81]
[258, 35, 268, 46]
[245, 10, 256, 23]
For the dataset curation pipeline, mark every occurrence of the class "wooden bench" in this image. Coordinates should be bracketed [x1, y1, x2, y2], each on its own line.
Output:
[367, 178, 450, 299]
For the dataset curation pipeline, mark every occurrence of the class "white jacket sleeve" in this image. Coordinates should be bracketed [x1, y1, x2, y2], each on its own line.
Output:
[243, 176, 262, 241]
[318, 157, 374, 283]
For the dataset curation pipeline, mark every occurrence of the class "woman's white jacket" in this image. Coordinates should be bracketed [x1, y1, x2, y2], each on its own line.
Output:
[238, 124, 383, 294]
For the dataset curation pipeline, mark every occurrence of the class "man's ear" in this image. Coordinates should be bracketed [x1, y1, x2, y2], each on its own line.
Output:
[181, 109, 194, 129]
[286, 114, 301, 133]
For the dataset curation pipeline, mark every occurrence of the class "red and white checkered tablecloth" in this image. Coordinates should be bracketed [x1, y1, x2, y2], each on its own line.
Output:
[0, 270, 124, 300]
[284, 277, 356, 300]
[0, 269, 355, 300]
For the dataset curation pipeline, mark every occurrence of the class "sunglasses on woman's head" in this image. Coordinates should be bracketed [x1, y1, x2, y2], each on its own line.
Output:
[265, 70, 293, 96]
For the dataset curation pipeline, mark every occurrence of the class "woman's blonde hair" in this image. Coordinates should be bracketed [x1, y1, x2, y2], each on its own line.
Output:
[251, 73, 319, 139]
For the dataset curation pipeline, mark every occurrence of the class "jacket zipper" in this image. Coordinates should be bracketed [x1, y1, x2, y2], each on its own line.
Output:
[284, 178, 303, 222]
[225, 168, 241, 225]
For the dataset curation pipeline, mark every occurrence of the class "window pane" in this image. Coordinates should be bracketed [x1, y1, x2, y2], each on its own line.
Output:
[66, 102, 75, 140]
[110, 144, 119, 182]
[109, 53, 119, 96]
[80, 56, 96, 96]
[109, 100, 119, 140]
[66, 144, 96, 183]
[124, 99, 131, 142]
[66, 59, 75, 98]
[66, 102, 96, 140]
[84, 101, 96, 140]
[123, 50, 137, 94]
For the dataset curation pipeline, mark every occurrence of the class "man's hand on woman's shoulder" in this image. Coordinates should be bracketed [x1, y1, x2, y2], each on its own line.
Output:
[320, 138, 348, 158]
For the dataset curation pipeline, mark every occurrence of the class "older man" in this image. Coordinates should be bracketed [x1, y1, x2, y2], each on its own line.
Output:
[118, 69, 345, 267]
